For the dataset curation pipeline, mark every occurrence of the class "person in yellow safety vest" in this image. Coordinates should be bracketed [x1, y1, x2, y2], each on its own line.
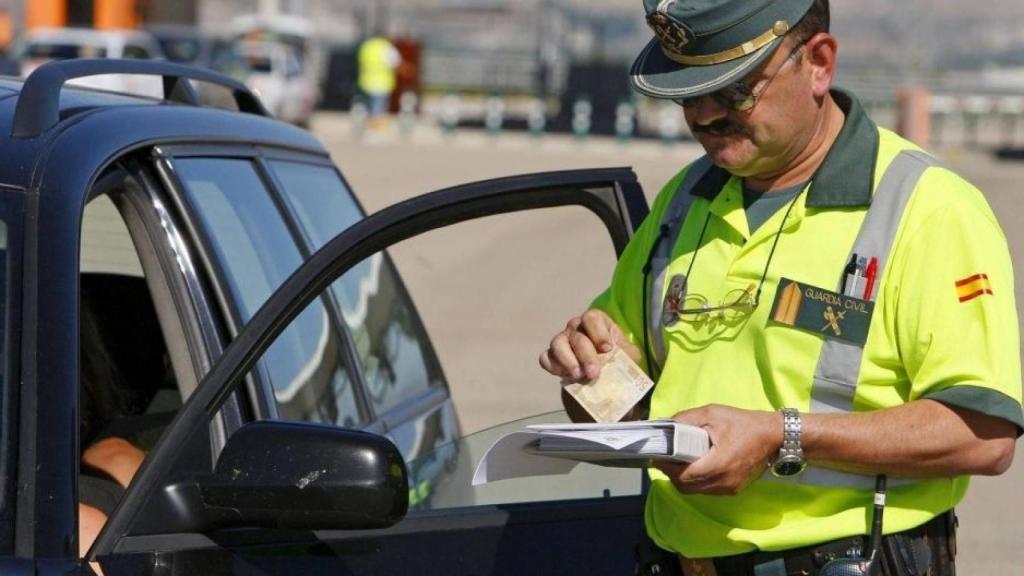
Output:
[539, 1, 1021, 575]
[357, 34, 401, 124]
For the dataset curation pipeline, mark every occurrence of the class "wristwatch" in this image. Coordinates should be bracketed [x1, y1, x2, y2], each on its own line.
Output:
[771, 408, 807, 477]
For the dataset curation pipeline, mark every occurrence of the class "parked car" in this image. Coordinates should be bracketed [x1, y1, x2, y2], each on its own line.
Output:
[15, 27, 165, 98]
[143, 24, 250, 111]
[0, 58, 650, 574]
[235, 40, 318, 126]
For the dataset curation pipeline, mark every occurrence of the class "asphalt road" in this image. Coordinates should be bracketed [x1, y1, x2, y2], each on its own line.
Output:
[312, 113, 1024, 572]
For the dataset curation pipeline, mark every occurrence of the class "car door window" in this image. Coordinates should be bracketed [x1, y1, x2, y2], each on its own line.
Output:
[93, 169, 648, 572]
[173, 158, 362, 427]
[270, 161, 445, 418]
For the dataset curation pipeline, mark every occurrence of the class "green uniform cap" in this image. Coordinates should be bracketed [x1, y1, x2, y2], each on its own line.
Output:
[632, 0, 815, 99]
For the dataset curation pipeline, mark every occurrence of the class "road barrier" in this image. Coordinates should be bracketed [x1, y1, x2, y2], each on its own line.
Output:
[439, 92, 461, 135]
[485, 95, 505, 136]
[615, 100, 636, 143]
[344, 87, 1024, 150]
[399, 91, 419, 138]
[572, 96, 593, 140]
[528, 97, 547, 137]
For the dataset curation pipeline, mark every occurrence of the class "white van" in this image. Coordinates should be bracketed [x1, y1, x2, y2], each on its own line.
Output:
[236, 40, 318, 126]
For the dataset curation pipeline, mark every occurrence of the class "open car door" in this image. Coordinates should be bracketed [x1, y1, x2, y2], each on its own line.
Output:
[90, 167, 651, 575]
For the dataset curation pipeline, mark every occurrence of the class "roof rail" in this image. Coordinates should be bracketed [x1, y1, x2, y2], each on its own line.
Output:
[12, 58, 271, 139]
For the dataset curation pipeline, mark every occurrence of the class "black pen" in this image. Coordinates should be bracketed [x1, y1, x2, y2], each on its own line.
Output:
[841, 253, 858, 295]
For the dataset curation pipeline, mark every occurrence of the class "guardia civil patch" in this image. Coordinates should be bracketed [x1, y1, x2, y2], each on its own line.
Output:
[956, 273, 993, 303]
[769, 278, 875, 346]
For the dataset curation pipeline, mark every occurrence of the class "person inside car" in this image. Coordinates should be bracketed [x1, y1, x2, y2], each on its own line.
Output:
[78, 301, 148, 558]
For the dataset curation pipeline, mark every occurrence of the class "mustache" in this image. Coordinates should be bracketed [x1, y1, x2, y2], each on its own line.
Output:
[692, 120, 747, 137]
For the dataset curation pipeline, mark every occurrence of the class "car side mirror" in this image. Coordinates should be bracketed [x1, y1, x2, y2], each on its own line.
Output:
[196, 421, 409, 530]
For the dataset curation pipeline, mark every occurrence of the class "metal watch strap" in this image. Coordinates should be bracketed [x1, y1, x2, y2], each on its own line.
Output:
[771, 407, 806, 476]
[781, 407, 803, 456]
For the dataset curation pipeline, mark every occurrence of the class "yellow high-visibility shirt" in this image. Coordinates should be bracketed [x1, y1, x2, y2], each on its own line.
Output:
[357, 36, 398, 95]
[592, 90, 1022, 558]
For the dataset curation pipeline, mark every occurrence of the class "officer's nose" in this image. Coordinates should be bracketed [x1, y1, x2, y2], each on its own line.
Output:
[687, 94, 729, 128]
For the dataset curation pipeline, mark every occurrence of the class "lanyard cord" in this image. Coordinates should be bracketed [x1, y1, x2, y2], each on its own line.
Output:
[641, 213, 712, 378]
[754, 185, 807, 305]
[641, 224, 671, 379]
[640, 183, 808, 378]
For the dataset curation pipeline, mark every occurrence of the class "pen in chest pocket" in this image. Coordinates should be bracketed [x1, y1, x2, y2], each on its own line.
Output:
[862, 257, 878, 300]
[842, 253, 861, 297]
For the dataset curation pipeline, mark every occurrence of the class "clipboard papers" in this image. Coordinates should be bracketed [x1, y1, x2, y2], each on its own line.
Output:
[471, 420, 710, 485]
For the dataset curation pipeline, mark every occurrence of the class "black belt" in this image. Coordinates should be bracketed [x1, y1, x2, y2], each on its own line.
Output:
[690, 511, 956, 576]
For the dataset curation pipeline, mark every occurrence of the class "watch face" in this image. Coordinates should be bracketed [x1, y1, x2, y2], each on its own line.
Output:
[772, 456, 807, 477]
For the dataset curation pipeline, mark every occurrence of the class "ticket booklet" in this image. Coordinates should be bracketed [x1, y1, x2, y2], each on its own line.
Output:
[472, 420, 710, 485]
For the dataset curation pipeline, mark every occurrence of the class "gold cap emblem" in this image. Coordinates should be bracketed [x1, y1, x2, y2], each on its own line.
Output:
[646, 12, 694, 56]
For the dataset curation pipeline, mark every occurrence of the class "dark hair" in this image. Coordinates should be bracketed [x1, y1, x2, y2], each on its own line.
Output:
[790, 0, 830, 45]
[80, 302, 125, 446]
[80, 300, 153, 447]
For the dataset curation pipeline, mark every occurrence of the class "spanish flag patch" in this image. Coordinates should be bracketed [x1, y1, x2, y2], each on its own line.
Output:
[956, 274, 993, 303]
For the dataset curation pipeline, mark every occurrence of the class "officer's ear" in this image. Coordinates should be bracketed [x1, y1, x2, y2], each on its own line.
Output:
[803, 32, 838, 99]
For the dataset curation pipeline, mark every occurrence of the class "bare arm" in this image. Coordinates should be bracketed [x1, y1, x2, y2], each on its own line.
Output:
[79, 504, 107, 575]
[656, 400, 1017, 495]
[82, 437, 146, 488]
[802, 399, 1016, 477]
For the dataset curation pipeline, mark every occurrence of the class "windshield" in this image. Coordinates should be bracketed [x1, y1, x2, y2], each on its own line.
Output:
[404, 411, 641, 512]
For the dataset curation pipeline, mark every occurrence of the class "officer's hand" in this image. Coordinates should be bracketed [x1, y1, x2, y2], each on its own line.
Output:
[654, 405, 782, 496]
[539, 309, 640, 382]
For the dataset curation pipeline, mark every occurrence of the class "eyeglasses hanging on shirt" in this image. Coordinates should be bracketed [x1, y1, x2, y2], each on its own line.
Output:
[655, 184, 807, 328]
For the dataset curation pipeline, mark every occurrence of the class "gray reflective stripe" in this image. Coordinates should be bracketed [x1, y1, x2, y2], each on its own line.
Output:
[809, 150, 940, 413]
[762, 465, 916, 488]
[648, 156, 713, 371]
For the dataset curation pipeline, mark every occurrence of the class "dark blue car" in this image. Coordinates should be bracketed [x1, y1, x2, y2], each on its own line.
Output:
[0, 59, 652, 575]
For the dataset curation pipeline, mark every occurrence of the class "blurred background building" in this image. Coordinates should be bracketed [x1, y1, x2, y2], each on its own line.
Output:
[0, 0, 1023, 144]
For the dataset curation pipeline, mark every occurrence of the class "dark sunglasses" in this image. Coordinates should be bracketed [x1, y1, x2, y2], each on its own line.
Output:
[674, 44, 804, 112]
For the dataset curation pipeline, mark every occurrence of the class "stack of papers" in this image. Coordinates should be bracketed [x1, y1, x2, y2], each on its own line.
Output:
[533, 426, 671, 454]
[472, 420, 710, 485]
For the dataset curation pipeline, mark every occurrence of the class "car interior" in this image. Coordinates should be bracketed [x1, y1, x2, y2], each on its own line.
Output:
[79, 271, 179, 451]
[77, 171, 193, 545]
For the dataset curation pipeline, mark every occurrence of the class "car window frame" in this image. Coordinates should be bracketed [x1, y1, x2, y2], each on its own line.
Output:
[259, 156, 452, 432]
[247, 154, 376, 427]
[97, 159, 248, 447]
[152, 145, 378, 427]
[0, 190, 25, 555]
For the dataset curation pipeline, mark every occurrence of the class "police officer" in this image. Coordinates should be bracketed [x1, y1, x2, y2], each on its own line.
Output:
[357, 32, 401, 125]
[540, 1, 1022, 574]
